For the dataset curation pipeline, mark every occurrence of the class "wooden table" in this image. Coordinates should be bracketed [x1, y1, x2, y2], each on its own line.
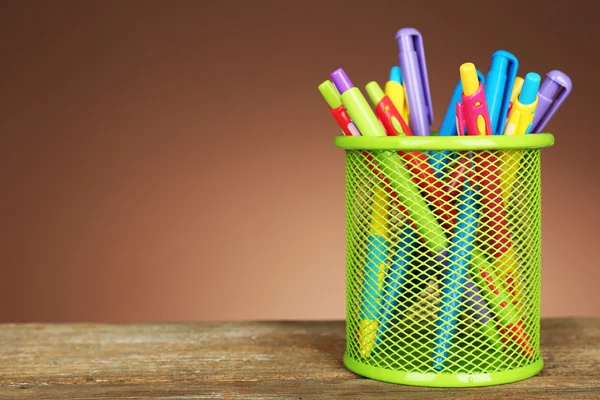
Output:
[0, 319, 598, 399]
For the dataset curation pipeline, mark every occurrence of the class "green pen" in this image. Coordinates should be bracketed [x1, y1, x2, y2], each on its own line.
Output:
[373, 151, 448, 253]
[471, 247, 535, 357]
[330, 68, 448, 254]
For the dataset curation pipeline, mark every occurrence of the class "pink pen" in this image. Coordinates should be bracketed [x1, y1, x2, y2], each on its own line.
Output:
[456, 63, 492, 136]
[455, 63, 521, 303]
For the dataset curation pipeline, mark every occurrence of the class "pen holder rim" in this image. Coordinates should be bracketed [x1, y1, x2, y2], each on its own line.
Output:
[335, 133, 554, 151]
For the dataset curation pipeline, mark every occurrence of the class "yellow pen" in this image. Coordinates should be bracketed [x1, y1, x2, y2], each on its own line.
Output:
[510, 76, 525, 104]
[358, 185, 389, 358]
[502, 73, 541, 202]
[385, 66, 409, 122]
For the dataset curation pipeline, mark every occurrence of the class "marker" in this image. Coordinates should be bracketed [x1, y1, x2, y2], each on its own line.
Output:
[358, 186, 390, 358]
[318, 80, 360, 136]
[501, 73, 541, 203]
[457, 62, 492, 136]
[330, 68, 387, 137]
[366, 81, 456, 232]
[365, 81, 412, 136]
[484, 50, 519, 134]
[433, 179, 478, 370]
[385, 66, 409, 122]
[471, 247, 534, 357]
[396, 28, 433, 136]
[431, 70, 485, 178]
[531, 70, 573, 133]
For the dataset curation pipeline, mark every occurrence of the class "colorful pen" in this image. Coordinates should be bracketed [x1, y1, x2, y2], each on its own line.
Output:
[433, 179, 478, 370]
[531, 70, 572, 133]
[318, 80, 360, 136]
[331, 68, 387, 137]
[457, 62, 492, 136]
[375, 224, 417, 349]
[501, 72, 541, 203]
[358, 186, 389, 358]
[431, 70, 485, 178]
[330, 69, 448, 254]
[505, 72, 540, 135]
[396, 28, 433, 136]
[366, 81, 456, 232]
[509, 76, 525, 108]
[385, 66, 409, 122]
[471, 247, 534, 357]
[365, 81, 412, 136]
[455, 62, 522, 306]
[484, 50, 518, 134]
[464, 275, 504, 351]
[505, 76, 524, 125]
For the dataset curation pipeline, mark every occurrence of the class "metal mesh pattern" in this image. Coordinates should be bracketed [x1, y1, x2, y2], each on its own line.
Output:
[344, 147, 542, 376]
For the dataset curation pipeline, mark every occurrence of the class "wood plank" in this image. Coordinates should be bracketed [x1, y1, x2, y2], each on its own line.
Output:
[0, 319, 597, 399]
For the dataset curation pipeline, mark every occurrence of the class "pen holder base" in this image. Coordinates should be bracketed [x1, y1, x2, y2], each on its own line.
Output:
[336, 134, 554, 387]
[344, 353, 544, 387]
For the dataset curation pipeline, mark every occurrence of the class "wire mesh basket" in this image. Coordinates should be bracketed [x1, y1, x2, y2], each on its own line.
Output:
[336, 134, 554, 387]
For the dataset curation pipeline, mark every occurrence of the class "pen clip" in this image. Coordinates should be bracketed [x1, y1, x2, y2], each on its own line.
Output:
[397, 28, 433, 125]
[455, 102, 466, 136]
[491, 50, 519, 133]
[532, 70, 573, 132]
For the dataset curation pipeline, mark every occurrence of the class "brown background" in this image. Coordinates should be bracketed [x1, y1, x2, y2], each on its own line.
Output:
[0, 0, 598, 322]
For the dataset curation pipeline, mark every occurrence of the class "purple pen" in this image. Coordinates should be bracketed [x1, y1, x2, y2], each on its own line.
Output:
[396, 28, 433, 136]
[531, 70, 572, 133]
[464, 277, 504, 350]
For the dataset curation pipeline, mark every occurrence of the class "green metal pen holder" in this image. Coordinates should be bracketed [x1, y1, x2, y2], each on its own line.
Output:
[336, 134, 554, 387]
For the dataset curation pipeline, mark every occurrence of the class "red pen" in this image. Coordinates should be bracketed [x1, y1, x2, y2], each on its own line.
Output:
[318, 80, 360, 136]
[366, 81, 456, 233]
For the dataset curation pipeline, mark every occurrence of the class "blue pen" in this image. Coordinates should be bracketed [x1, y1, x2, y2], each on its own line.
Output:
[374, 224, 417, 349]
[484, 50, 519, 134]
[429, 70, 485, 178]
[432, 178, 479, 371]
[396, 28, 433, 136]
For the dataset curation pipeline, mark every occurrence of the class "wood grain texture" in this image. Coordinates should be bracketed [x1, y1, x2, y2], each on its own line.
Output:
[0, 319, 598, 399]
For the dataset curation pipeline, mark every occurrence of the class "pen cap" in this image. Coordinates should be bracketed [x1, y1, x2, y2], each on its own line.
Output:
[485, 50, 519, 134]
[518, 73, 541, 105]
[460, 63, 479, 96]
[389, 66, 403, 84]
[318, 80, 342, 109]
[491, 50, 518, 92]
[365, 82, 386, 105]
[531, 70, 573, 132]
[396, 27, 433, 125]
[330, 68, 354, 93]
